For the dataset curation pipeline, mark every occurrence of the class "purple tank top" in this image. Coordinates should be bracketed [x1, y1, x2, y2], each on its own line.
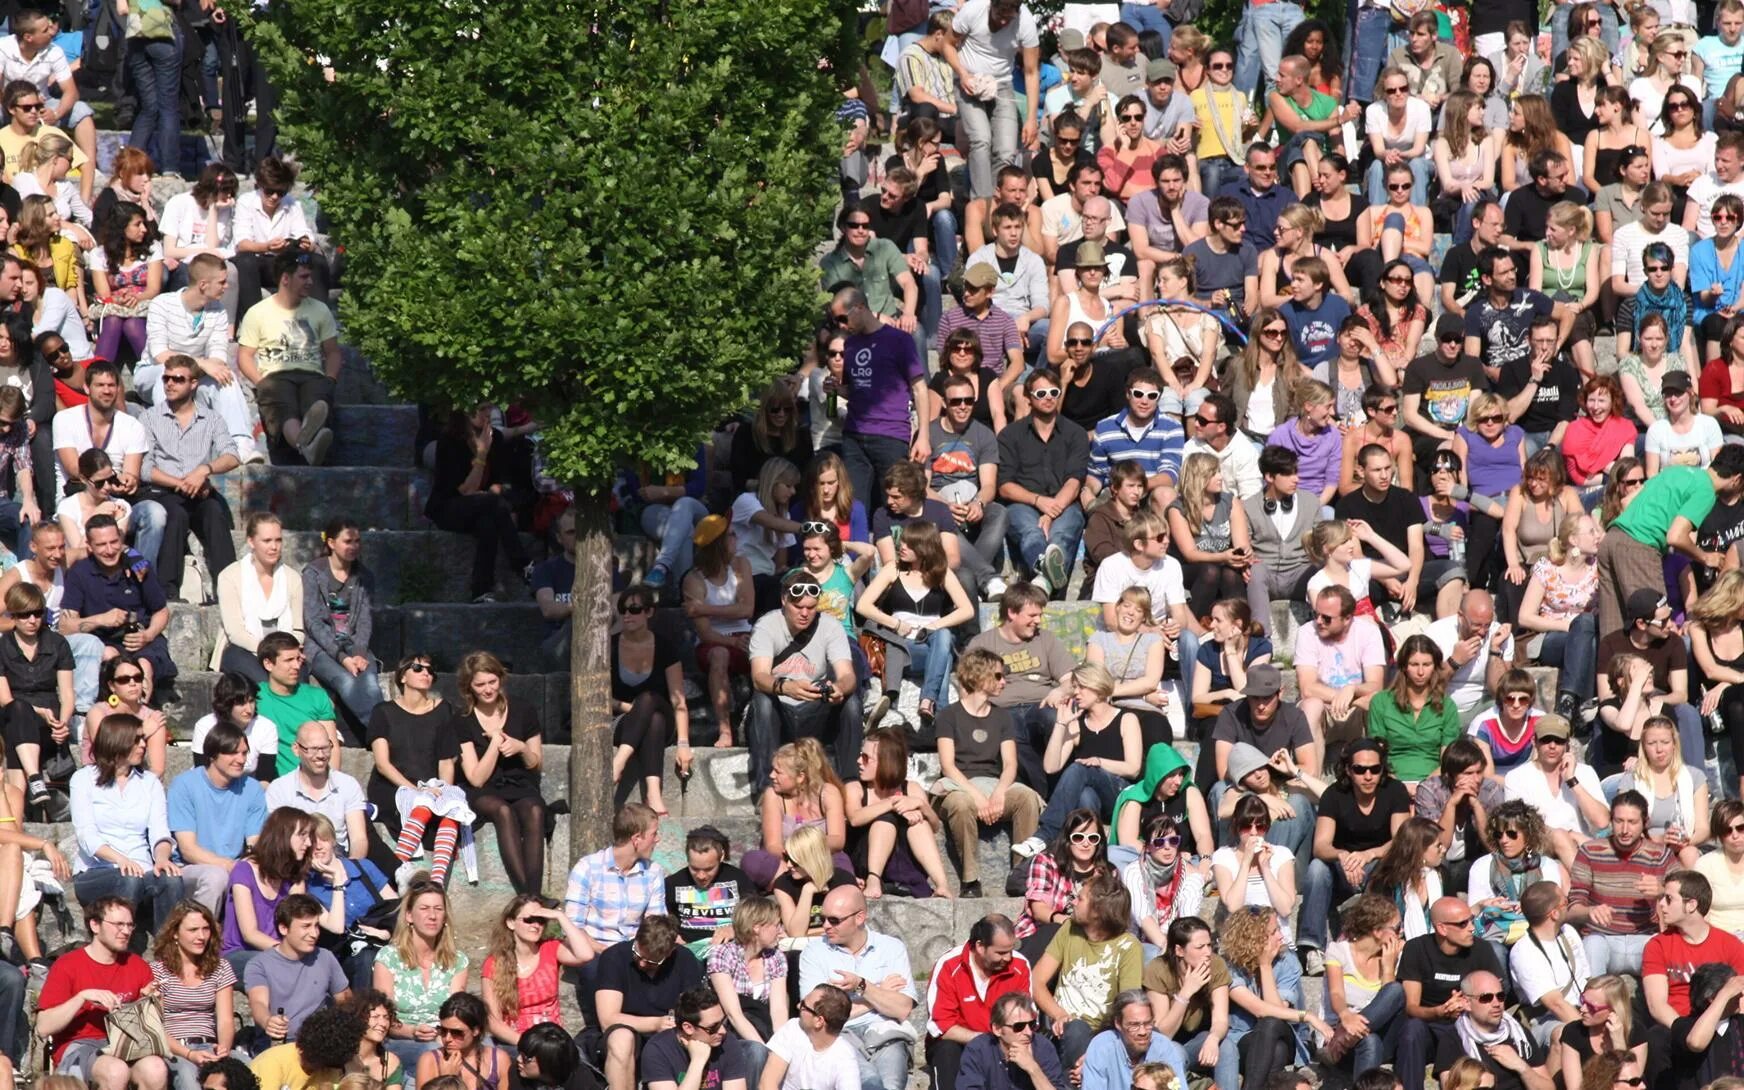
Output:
[1457, 425, 1526, 497]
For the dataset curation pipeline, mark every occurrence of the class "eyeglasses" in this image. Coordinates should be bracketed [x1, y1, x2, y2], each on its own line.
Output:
[437, 1025, 471, 1039]
[1467, 991, 1504, 1004]
[1375, 403, 1399, 414]
[6, 609, 42, 620]
[785, 582, 822, 599]
[1128, 388, 1161, 401]
[1068, 831, 1104, 844]
[946, 396, 976, 407]
[1149, 834, 1181, 848]
[695, 1019, 726, 1034]
[1720, 211, 1742, 222]
[1350, 763, 1382, 775]
[821, 912, 858, 925]
[404, 663, 434, 675]
[111, 673, 144, 684]
[1030, 387, 1062, 399]
[298, 744, 332, 755]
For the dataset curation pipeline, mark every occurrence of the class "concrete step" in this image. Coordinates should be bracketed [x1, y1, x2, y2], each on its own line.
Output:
[213, 529, 537, 605]
[326, 404, 420, 468]
[214, 465, 431, 531]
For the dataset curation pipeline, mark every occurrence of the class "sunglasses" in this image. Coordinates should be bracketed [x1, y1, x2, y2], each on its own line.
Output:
[1726, 824, 1744, 835]
[1502, 693, 1532, 705]
[1149, 834, 1181, 848]
[1467, 991, 1504, 1004]
[1192, 414, 1219, 426]
[1005, 1019, 1037, 1032]
[1260, 328, 1286, 339]
[946, 396, 976, 407]
[1383, 276, 1412, 285]
[111, 673, 144, 683]
[785, 582, 822, 600]
[799, 1001, 819, 1017]
[1385, 86, 1409, 95]
[1063, 339, 1093, 348]
[1314, 611, 1341, 623]
[1350, 763, 1382, 775]
[1239, 819, 1269, 832]
[1442, 916, 1476, 929]
[1477, 414, 1506, 424]
[88, 474, 116, 487]
[1057, 137, 1081, 146]
[1623, 477, 1646, 487]
[695, 1019, 726, 1034]
[1500, 828, 1524, 840]
[821, 912, 857, 925]
[1128, 388, 1161, 401]
[949, 343, 977, 354]
[800, 521, 833, 536]
[1669, 49, 1689, 57]
[6, 609, 41, 620]
[1209, 61, 1233, 70]
[1219, 219, 1247, 229]
[162, 374, 195, 384]
[1375, 403, 1399, 413]
[1068, 831, 1104, 844]
[404, 662, 434, 675]
[843, 221, 871, 230]
[438, 1026, 471, 1039]
[1581, 1000, 1611, 1014]
[1030, 387, 1062, 399]
[1645, 264, 1672, 273]
[619, 604, 647, 616]
[1119, 112, 1145, 122]
[1537, 736, 1569, 746]
[1386, 183, 1412, 192]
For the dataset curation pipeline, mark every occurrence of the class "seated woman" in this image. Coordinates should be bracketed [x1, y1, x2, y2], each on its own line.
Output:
[740, 739, 848, 891]
[1228, 307, 1308, 441]
[1015, 807, 1112, 961]
[1353, 263, 1426, 389]
[13, 196, 81, 313]
[480, 895, 591, 1046]
[682, 515, 755, 738]
[1692, 194, 1744, 362]
[1703, 315, 1744, 436]
[1366, 635, 1460, 788]
[1500, 448, 1588, 626]
[730, 384, 811, 494]
[366, 653, 465, 888]
[1257, 205, 1355, 311]
[456, 651, 547, 897]
[1308, 738, 1413, 936]
[300, 517, 384, 734]
[1469, 669, 1551, 779]
[1645, 371, 1723, 474]
[1364, 817, 1445, 938]
[1418, 451, 1472, 618]
[1567, 375, 1646, 509]
[731, 458, 803, 613]
[1215, 742, 1325, 869]
[82, 653, 168, 776]
[56, 448, 159, 567]
[149, 901, 238, 1090]
[212, 512, 302, 686]
[1165, 452, 1251, 618]
[1559, 976, 1647, 1090]
[855, 519, 973, 725]
[374, 878, 470, 1070]
[87, 199, 163, 367]
[1617, 312, 1698, 425]
[1304, 518, 1412, 640]
[1212, 794, 1301, 948]
[706, 895, 789, 1052]
[1593, 653, 1664, 781]
[18, 263, 85, 369]
[1220, 904, 1331, 1090]
[1086, 587, 1171, 750]
[1029, 873, 1143, 1067]
[927, 329, 1008, 435]
[1354, 162, 1437, 307]
[341, 990, 404, 1088]
[69, 712, 184, 937]
[1032, 663, 1142, 849]
[221, 808, 336, 977]
[1122, 811, 1207, 958]
[1529, 201, 1604, 380]
[426, 404, 534, 604]
[769, 825, 857, 939]
[1111, 744, 1214, 862]
[1597, 457, 1646, 528]
[1611, 715, 1709, 866]
[845, 726, 951, 899]
[1432, 91, 1498, 246]
[1148, 916, 1232, 1085]
[0, 580, 73, 809]
[415, 993, 511, 1090]
[610, 581, 686, 816]
[1518, 514, 1601, 722]
[304, 814, 398, 985]
[1693, 571, 1744, 801]
[190, 672, 277, 779]
[1144, 258, 1223, 416]
[1319, 893, 1406, 1073]
[1466, 799, 1568, 950]
[1364, 66, 1434, 206]
[1190, 599, 1272, 727]
[1411, 741, 1506, 897]
[792, 523, 873, 642]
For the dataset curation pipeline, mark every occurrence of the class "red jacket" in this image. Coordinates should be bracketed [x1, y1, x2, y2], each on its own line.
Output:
[925, 940, 1033, 1038]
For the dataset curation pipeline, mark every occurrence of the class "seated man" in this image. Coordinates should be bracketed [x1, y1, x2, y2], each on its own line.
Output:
[231, 156, 332, 326]
[1565, 790, 1675, 976]
[236, 247, 340, 466]
[1507, 880, 1587, 1047]
[1090, 508, 1205, 708]
[760, 984, 860, 1090]
[965, 583, 1072, 794]
[927, 372, 1008, 599]
[1426, 589, 1514, 726]
[58, 515, 176, 692]
[265, 721, 389, 878]
[1291, 586, 1385, 759]
[138, 352, 242, 604]
[563, 802, 667, 1014]
[1080, 990, 1189, 1090]
[746, 570, 861, 793]
[997, 369, 1091, 597]
[664, 825, 749, 947]
[1642, 869, 1744, 1030]
[592, 915, 705, 1090]
[874, 460, 989, 600]
[167, 722, 267, 912]
[242, 894, 351, 1050]
[1393, 897, 1505, 1090]
[1085, 368, 1185, 508]
[36, 895, 168, 1090]
[1502, 716, 1609, 870]
[1433, 970, 1551, 1090]
[50, 360, 167, 566]
[251, 632, 338, 776]
[798, 886, 918, 1090]
[926, 914, 1032, 1090]
[1333, 443, 1431, 616]
[954, 993, 1066, 1090]
[642, 985, 748, 1090]
[142, 252, 262, 464]
[247, 1006, 363, 1090]
[932, 652, 1045, 899]
[1673, 964, 1744, 1086]
[1197, 664, 1317, 795]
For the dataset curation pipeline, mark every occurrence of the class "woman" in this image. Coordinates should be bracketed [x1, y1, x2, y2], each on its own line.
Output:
[14, 197, 82, 315]
[305, 814, 398, 978]
[1355, 260, 1427, 383]
[1613, 715, 1709, 865]
[1703, 313, 1744, 433]
[1144, 257, 1221, 414]
[1257, 205, 1353, 312]
[1594, 654, 1664, 779]
[1097, 94, 1160, 203]
[427, 404, 533, 603]
[741, 738, 849, 890]
[1618, 247, 1697, 369]
[150, 901, 238, 1090]
[1035, 113, 1089, 201]
[1364, 66, 1434, 205]
[69, 713, 184, 935]
[1419, 451, 1473, 615]
[893, 116, 957, 273]
[1630, 32, 1703, 134]
[1500, 447, 1588, 621]
[1693, 571, 1744, 800]
[1363, 816, 1446, 938]
[1220, 905, 1331, 1090]
[190, 672, 277, 778]
[1585, 87, 1652, 195]
[1189, 598, 1272, 720]
[845, 726, 952, 899]
[366, 654, 465, 888]
[91, 147, 155, 238]
[1192, 48, 1253, 195]
[730, 384, 811, 493]
[1047, 246, 1125, 369]
[730, 458, 802, 612]
[1432, 91, 1497, 245]
[1561, 984, 1648, 1090]
[1085, 586, 1171, 752]
[1311, 737, 1413, 917]
[1034, 664, 1142, 846]
[1305, 153, 1365, 268]
[769, 825, 856, 938]
[56, 448, 154, 565]
[1216, 742, 1325, 868]
[682, 518, 755, 735]
[213, 512, 302, 685]
[14, 134, 90, 239]
[222, 808, 331, 973]
[1519, 514, 1602, 721]
[1466, 800, 1568, 938]
[1213, 791, 1300, 946]
[1564, 375, 1638, 502]
[1170, 28, 1209, 93]
[1150, 917, 1232, 1084]
[1321, 894, 1405, 1072]
[83, 653, 167, 775]
[1227, 307, 1306, 441]
[1111, 745, 1213, 859]
[1697, 799, 1744, 934]
[609, 583, 687, 817]
[1355, 163, 1437, 306]
[1594, 142, 1653, 244]
[300, 516, 383, 730]
[1015, 807, 1111, 959]
[376, 879, 470, 1069]
[1597, 457, 1647, 527]
[1411, 739, 1507, 896]
[0, 579, 73, 808]
[457, 651, 548, 896]
[158, 162, 238, 280]
[1553, 38, 1611, 161]
[1165, 453, 1251, 617]
[87, 199, 162, 367]
[1030, 873, 1142, 1066]
[1528, 201, 1603, 380]
[927, 328, 1008, 433]
[481, 896, 591, 1045]
[1366, 635, 1460, 786]
[1304, 519, 1413, 636]
[1497, 95, 1573, 193]
[1318, 319, 1382, 429]
[1457, 56, 1512, 132]
[1283, 19, 1343, 100]
[1695, 195, 1744, 362]
[415, 993, 511, 1090]
[855, 519, 973, 724]
[342, 991, 405, 1088]
[799, 456, 867, 553]
[1122, 813, 1207, 956]
[706, 895, 788, 1048]
[1653, 83, 1714, 213]
[19, 263, 86, 361]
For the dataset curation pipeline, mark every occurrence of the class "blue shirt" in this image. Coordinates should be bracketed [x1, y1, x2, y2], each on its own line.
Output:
[1281, 293, 1353, 370]
[1216, 179, 1292, 250]
[1080, 1029, 1189, 1090]
[957, 1031, 1067, 1090]
[798, 929, 918, 1032]
[1229, 953, 1304, 1034]
[308, 857, 391, 929]
[165, 767, 266, 861]
[1087, 410, 1184, 485]
[61, 557, 167, 642]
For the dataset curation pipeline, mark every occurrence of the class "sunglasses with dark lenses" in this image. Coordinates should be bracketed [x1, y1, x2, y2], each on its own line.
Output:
[112, 673, 144, 684]
[6, 609, 42, 620]
[1468, 991, 1504, 1004]
[404, 662, 434, 675]
[1068, 831, 1104, 844]
[821, 912, 857, 926]
[1238, 819, 1270, 832]
[1477, 414, 1506, 424]
[1209, 61, 1233, 70]
[1350, 763, 1382, 775]
[1063, 338, 1094, 348]
[619, 604, 647, 616]
[946, 396, 976, 407]
[1386, 183, 1412, 192]
[785, 582, 823, 600]
[1727, 823, 1744, 835]
[1260, 327, 1286, 338]
[1120, 112, 1145, 122]
[949, 343, 977, 353]
[1623, 476, 1646, 486]
[438, 1025, 471, 1039]
[1005, 1019, 1037, 1032]
[1645, 264, 1672, 273]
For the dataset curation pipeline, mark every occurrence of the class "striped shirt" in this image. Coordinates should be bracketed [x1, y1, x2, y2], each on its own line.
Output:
[1567, 837, 1675, 936]
[1088, 409, 1184, 485]
[146, 290, 230, 363]
[935, 305, 1022, 362]
[563, 846, 667, 945]
[149, 958, 237, 1042]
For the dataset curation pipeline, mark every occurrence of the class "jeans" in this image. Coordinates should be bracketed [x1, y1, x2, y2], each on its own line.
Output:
[892, 626, 955, 707]
[130, 499, 168, 577]
[962, 501, 1009, 570]
[747, 690, 865, 793]
[1199, 155, 1244, 198]
[1175, 628, 1201, 730]
[68, 633, 102, 712]
[1365, 158, 1433, 209]
[739, 1040, 769, 1090]
[1007, 701, 1058, 792]
[955, 80, 1019, 200]
[846, 1025, 912, 1090]
[909, 240, 943, 358]
[1672, 703, 1720, 796]
[640, 496, 709, 577]
[930, 208, 960, 279]
[307, 646, 385, 725]
[1394, 1019, 1459, 1090]
[1181, 1028, 1241, 1090]
[134, 360, 258, 455]
[1056, 1020, 1097, 1069]
[127, 34, 182, 176]
[1345, 3, 1392, 104]
[72, 865, 185, 939]
[135, 485, 236, 601]
[1300, 858, 1335, 951]
[1235, 1, 1304, 96]
[1037, 762, 1130, 841]
[1004, 502, 1086, 574]
[1582, 932, 1653, 975]
[1121, 3, 1174, 46]
[842, 432, 913, 516]
[1538, 613, 1598, 701]
[0, 962, 22, 1063]
[1350, 982, 1406, 1072]
[0, 498, 29, 559]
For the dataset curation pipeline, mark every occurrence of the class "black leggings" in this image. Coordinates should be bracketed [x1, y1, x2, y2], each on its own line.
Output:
[612, 692, 675, 808]
[429, 493, 529, 599]
[1179, 558, 1246, 619]
[472, 793, 546, 896]
[1465, 511, 1503, 596]
[1240, 1016, 1297, 1090]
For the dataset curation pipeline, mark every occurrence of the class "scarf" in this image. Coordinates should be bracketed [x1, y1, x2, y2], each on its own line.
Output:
[1455, 1010, 1532, 1061]
[1491, 850, 1545, 900]
[1636, 277, 1689, 352]
[1144, 853, 1184, 916]
[240, 555, 291, 640]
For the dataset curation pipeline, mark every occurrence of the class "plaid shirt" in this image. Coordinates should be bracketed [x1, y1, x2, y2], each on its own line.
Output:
[705, 939, 787, 1002]
[1016, 852, 1096, 939]
[563, 846, 667, 945]
[0, 416, 30, 498]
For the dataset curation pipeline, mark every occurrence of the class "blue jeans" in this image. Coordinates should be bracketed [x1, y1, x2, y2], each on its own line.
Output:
[1672, 703, 1719, 795]
[1121, 3, 1175, 46]
[842, 432, 913, 516]
[307, 646, 384, 725]
[1365, 158, 1432, 208]
[1038, 762, 1130, 841]
[1007, 701, 1058, 792]
[0, 961, 21, 1063]
[930, 208, 959, 280]
[68, 633, 101, 712]
[1176, 628, 1201, 728]
[1199, 155, 1244, 197]
[1345, 4, 1392, 104]
[0, 498, 30, 559]
[72, 865, 185, 938]
[126, 34, 182, 176]
[1235, 1, 1304, 95]
[130, 499, 167, 575]
[1301, 858, 1334, 951]
[641, 496, 709, 576]
[1349, 982, 1406, 1072]
[1538, 613, 1598, 701]
[1004, 502, 1086, 575]
[908, 240, 942, 356]
[892, 626, 955, 707]
[1180, 1028, 1241, 1090]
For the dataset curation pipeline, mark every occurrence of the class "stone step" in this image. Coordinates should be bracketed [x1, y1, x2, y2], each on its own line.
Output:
[214, 529, 537, 605]
[326, 404, 420, 468]
[215, 465, 431, 531]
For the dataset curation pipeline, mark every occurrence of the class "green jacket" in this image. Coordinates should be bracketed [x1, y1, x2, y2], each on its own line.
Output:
[1367, 689, 1461, 781]
[1110, 743, 1192, 846]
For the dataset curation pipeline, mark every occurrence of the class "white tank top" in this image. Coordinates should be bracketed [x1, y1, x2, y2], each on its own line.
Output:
[1065, 290, 1111, 350]
[703, 567, 752, 635]
[36, 567, 63, 625]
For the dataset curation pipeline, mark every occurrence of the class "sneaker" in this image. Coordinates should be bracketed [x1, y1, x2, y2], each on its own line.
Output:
[394, 859, 427, 891]
[1011, 836, 1047, 859]
[1038, 544, 1068, 593]
[236, 438, 268, 466]
[473, 591, 501, 603]
[983, 575, 1008, 601]
[1555, 690, 1579, 722]
[1301, 947, 1325, 977]
[300, 399, 331, 438]
[299, 426, 334, 466]
[25, 775, 48, 809]
[645, 564, 669, 590]
[960, 880, 983, 898]
[866, 694, 892, 730]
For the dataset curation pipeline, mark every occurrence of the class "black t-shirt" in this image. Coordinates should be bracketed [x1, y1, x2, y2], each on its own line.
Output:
[365, 700, 459, 787]
[1333, 487, 1426, 560]
[1494, 350, 1582, 435]
[871, 499, 958, 543]
[0, 630, 74, 710]
[1197, 701, 1315, 788]
[664, 863, 751, 945]
[594, 941, 705, 1019]
[454, 701, 544, 797]
[1432, 1019, 1543, 1090]
[1398, 934, 1504, 1009]
[928, 367, 1003, 430]
[1466, 290, 1556, 372]
[1060, 357, 1133, 432]
[611, 633, 682, 705]
[1402, 353, 1491, 434]
[1597, 630, 1687, 694]
[1503, 183, 1559, 244]
[934, 701, 1014, 780]
[1306, 192, 1367, 251]
[641, 1029, 747, 1090]
[1670, 1014, 1744, 1086]
[1439, 242, 1487, 308]
[1697, 496, 1744, 592]
[1316, 780, 1413, 853]
[861, 193, 926, 253]
[1560, 1017, 1650, 1068]
[771, 867, 859, 933]
[1591, 697, 1634, 779]
[1056, 238, 1137, 284]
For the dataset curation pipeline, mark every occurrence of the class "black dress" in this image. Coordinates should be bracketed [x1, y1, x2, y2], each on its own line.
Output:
[364, 698, 461, 836]
[456, 701, 546, 805]
[927, 367, 1003, 430]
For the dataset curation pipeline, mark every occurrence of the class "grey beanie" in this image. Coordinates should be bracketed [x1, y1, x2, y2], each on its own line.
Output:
[1226, 742, 1269, 787]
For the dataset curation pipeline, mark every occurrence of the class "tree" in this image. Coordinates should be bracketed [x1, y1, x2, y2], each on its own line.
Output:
[250, 0, 856, 860]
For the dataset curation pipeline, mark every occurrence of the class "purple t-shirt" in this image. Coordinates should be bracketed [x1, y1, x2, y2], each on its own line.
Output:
[843, 325, 925, 441]
[1264, 418, 1343, 499]
[1457, 424, 1527, 497]
[1124, 189, 1210, 255]
[221, 859, 288, 955]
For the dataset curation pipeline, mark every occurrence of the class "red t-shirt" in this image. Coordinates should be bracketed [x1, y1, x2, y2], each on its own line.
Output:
[1643, 926, 1744, 1016]
[38, 946, 153, 1061]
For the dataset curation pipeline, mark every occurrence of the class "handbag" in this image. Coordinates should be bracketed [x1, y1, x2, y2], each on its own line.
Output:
[102, 995, 171, 1061]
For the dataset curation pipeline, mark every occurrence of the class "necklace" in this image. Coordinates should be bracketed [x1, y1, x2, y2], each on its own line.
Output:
[1547, 243, 1582, 294]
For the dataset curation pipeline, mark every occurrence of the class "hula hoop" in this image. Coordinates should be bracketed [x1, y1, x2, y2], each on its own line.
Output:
[1091, 298, 1253, 349]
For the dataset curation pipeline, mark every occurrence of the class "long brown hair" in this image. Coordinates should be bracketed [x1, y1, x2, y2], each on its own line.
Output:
[1506, 94, 1559, 162]
[804, 452, 857, 526]
[863, 726, 909, 794]
[750, 384, 799, 455]
[92, 712, 143, 787]
[151, 900, 221, 979]
[485, 894, 543, 1024]
[1386, 634, 1450, 712]
[896, 519, 948, 588]
[250, 808, 315, 885]
[390, 879, 460, 972]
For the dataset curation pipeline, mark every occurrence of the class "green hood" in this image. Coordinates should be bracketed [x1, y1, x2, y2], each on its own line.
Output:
[1111, 743, 1192, 846]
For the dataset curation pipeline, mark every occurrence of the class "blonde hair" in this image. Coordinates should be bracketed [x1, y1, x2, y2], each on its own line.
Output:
[1568, 36, 1611, 84]
[389, 880, 460, 973]
[1170, 25, 1209, 58]
[1275, 203, 1324, 240]
[1177, 452, 1222, 538]
[1637, 715, 1685, 783]
[1296, 378, 1334, 408]
[773, 737, 842, 799]
[1443, 1058, 1490, 1090]
[1115, 585, 1154, 622]
[1546, 513, 1597, 565]
[755, 458, 801, 515]
[1304, 519, 1354, 564]
[1585, 975, 1635, 1041]
[18, 133, 72, 173]
[1548, 200, 1593, 242]
[1467, 390, 1507, 422]
[785, 825, 834, 887]
[731, 895, 781, 947]
[1692, 569, 1744, 628]
[1069, 662, 1117, 701]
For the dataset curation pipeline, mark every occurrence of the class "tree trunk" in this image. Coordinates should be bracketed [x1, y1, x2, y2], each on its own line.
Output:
[567, 490, 616, 867]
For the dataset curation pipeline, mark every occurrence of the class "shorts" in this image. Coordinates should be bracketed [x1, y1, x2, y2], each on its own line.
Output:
[45, 88, 92, 132]
[254, 369, 335, 440]
[1421, 556, 1468, 590]
[56, 1038, 104, 1080]
[1566, 306, 1598, 346]
[696, 641, 751, 674]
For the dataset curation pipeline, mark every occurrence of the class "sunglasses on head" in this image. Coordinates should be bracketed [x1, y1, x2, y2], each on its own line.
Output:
[800, 521, 833, 536]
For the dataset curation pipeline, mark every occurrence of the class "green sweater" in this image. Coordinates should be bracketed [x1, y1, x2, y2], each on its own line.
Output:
[1366, 689, 1461, 781]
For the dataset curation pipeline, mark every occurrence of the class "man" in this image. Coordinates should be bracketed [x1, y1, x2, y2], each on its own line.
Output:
[1292, 586, 1386, 755]
[1140, 63, 1196, 154]
[1427, 590, 1515, 722]
[59, 515, 175, 692]
[1393, 897, 1506, 1090]
[966, 583, 1072, 794]
[1404, 313, 1490, 472]
[798, 886, 919, 1090]
[1080, 990, 1189, 1090]
[1386, 11, 1463, 109]
[1609, 182, 1691, 336]
[1675, 964, 1744, 1085]
[265, 721, 375, 869]
[49, 359, 164, 544]
[942, 0, 1041, 208]
[1098, 22, 1147, 97]
[926, 914, 1033, 1090]
[1434, 970, 1552, 1090]
[1125, 153, 1206, 296]
[36, 897, 166, 1090]
[747, 570, 861, 792]
[1086, 369, 1184, 505]
[938, 264, 1024, 388]
[825, 287, 930, 510]
[1040, 163, 1125, 264]
[932, 657, 1045, 897]
[1216, 143, 1290, 251]
[1464, 247, 1568, 383]
[967, 166, 1045, 257]
[142, 252, 261, 463]
[242, 894, 350, 1047]
[236, 249, 342, 466]
[1565, 790, 1676, 975]
[594, 915, 706, 1090]
[1502, 152, 1581, 253]
[1596, 591, 1707, 785]
[820, 209, 919, 335]
[167, 722, 267, 912]
[1503, 716, 1611, 868]
[139, 353, 242, 602]
[564, 803, 667, 1006]
[250, 632, 338, 775]
[966, 200, 1049, 355]
[1497, 315, 1582, 452]
[1508, 881, 1588, 1040]
[1184, 197, 1259, 323]
[896, 12, 958, 129]
[1441, 199, 1508, 317]
[1334, 443, 1427, 613]
[1182, 392, 1261, 499]
[953, 993, 1066, 1090]
[1266, 56, 1354, 197]
[760, 985, 860, 1090]
[532, 506, 578, 665]
[872, 460, 977, 598]
[1644, 869, 1744, 1028]
[1265, 380, 1342, 510]
[929, 373, 1008, 597]
[1241, 445, 1318, 629]
[861, 169, 941, 353]
[1602, 448, 1744, 635]
[247, 1007, 363, 1090]
[1055, 197, 1137, 297]
[1279, 257, 1352, 371]
[1090, 509, 1206, 685]
[1687, 132, 1744, 238]
[1199, 663, 1317, 794]
[997, 370, 1090, 596]
[664, 825, 749, 947]
[0, 390, 36, 567]
[0, 521, 101, 716]
[1697, 1, 1744, 128]
[0, 14, 96, 197]
[642, 985, 748, 1090]
[1044, 49, 1107, 148]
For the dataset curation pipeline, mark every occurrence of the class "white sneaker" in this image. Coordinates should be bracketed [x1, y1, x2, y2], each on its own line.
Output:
[1011, 836, 1047, 859]
[983, 576, 1008, 601]
[237, 437, 268, 466]
[300, 399, 331, 437]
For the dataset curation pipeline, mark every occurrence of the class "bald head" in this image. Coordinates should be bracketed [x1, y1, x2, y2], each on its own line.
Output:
[1462, 970, 1503, 996]
[1460, 589, 1495, 628]
[1429, 897, 1468, 926]
[294, 721, 333, 773]
[820, 885, 867, 944]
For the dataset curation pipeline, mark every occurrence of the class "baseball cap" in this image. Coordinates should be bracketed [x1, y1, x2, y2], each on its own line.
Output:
[1436, 313, 1464, 342]
[1663, 370, 1694, 395]
[1146, 58, 1178, 83]
[964, 263, 999, 289]
[1243, 664, 1283, 698]
[1625, 588, 1669, 624]
[1535, 714, 1572, 742]
[1058, 28, 1086, 51]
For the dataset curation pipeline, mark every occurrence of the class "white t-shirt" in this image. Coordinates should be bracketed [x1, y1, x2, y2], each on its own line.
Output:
[950, 0, 1040, 85]
[1645, 414, 1724, 467]
[1211, 844, 1297, 942]
[1684, 174, 1744, 239]
[86, 239, 165, 274]
[1504, 761, 1606, 834]
[1426, 615, 1517, 712]
[1509, 923, 1590, 1014]
[0, 38, 71, 94]
[1091, 553, 1187, 624]
[190, 713, 280, 773]
[729, 491, 794, 578]
[1465, 853, 1567, 903]
[1363, 97, 1434, 150]
[766, 1019, 861, 1090]
[49, 405, 148, 494]
[54, 493, 130, 547]
[158, 191, 235, 257]
[1611, 221, 1693, 286]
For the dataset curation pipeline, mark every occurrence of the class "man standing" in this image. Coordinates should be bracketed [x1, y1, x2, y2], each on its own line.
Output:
[265, 721, 375, 870]
[966, 201, 1049, 356]
[563, 803, 667, 1005]
[642, 986, 748, 1090]
[242, 895, 350, 1048]
[250, 633, 338, 775]
[1566, 791, 1676, 975]
[138, 353, 241, 603]
[1686, 133, 1744, 238]
[594, 915, 706, 1090]
[35, 897, 165, 1090]
[1086, 369, 1184, 505]
[167, 723, 266, 912]
[1597, 448, 1744, 636]
[997, 370, 1090, 596]
[1393, 897, 1506, 1089]
[142, 252, 261, 464]
[1464, 247, 1568, 384]
[747, 571, 861, 791]
[826, 288, 930, 510]
[966, 583, 1072, 794]
[1643, 870, 1744, 1029]
[1216, 143, 1290, 251]
[1182, 393, 1261, 499]
[1427, 590, 1515, 724]
[1125, 153, 1207, 296]
[820, 209, 920, 334]
[1292, 587, 1386, 756]
[236, 249, 342, 466]
[1081, 991, 1189, 1090]
[938, 264, 1024, 388]
[799, 887, 918, 1090]
[953, 994, 1065, 1090]
[943, 0, 1041, 207]
[925, 914, 1033, 1090]
[1334, 444, 1427, 614]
